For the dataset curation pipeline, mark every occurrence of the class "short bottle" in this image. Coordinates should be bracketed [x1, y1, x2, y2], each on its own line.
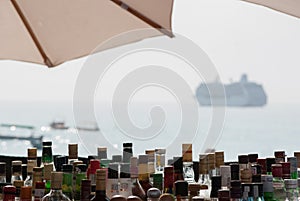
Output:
[11, 161, 23, 183]
[182, 144, 194, 183]
[41, 172, 71, 201]
[174, 180, 189, 201]
[90, 169, 109, 201]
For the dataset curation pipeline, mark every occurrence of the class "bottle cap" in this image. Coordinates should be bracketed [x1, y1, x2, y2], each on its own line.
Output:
[68, 144, 78, 159]
[27, 148, 37, 159]
[238, 155, 249, 164]
[248, 154, 258, 163]
[0, 162, 6, 175]
[97, 147, 107, 159]
[3, 185, 16, 193]
[274, 151, 285, 159]
[108, 163, 119, 179]
[182, 144, 193, 162]
[62, 164, 73, 173]
[123, 142, 133, 147]
[155, 148, 166, 154]
[271, 164, 282, 177]
[175, 180, 188, 196]
[215, 151, 224, 167]
[266, 158, 276, 173]
[55, 156, 67, 171]
[89, 159, 100, 172]
[20, 186, 32, 199]
[111, 195, 127, 201]
[43, 141, 52, 146]
[44, 164, 53, 180]
[35, 181, 45, 189]
[51, 172, 63, 189]
[112, 155, 122, 163]
[120, 163, 130, 178]
[147, 187, 162, 198]
[284, 179, 297, 189]
[13, 180, 24, 187]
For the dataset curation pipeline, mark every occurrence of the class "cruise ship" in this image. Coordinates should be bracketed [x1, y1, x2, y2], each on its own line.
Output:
[196, 74, 267, 107]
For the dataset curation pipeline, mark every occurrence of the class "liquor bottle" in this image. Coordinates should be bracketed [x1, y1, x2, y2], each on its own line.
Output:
[248, 154, 258, 166]
[0, 162, 6, 183]
[281, 162, 291, 180]
[90, 169, 109, 201]
[97, 147, 108, 161]
[293, 152, 300, 174]
[74, 164, 87, 201]
[220, 165, 231, 190]
[215, 151, 225, 176]
[284, 179, 298, 201]
[230, 181, 242, 201]
[198, 154, 211, 199]
[119, 163, 132, 198]
[20, 186, 32, 201]
[188, 183, 201, 201]
[41, 141, 54, 169]
[155, 149, 166, 174]
[182, 144, 194, 183]
[147, 188, 161, 201]
[262, 175, 275, 201]
[287, 157, 298, 179]
[34, 181, 45, 201]
[41, 172, 71, 201]
[68, 144, 78, 165]
[21, 165, 27, 185]
[274, 151, 285, 163]
[242, 184, 254, 201]
[80, 179, 91, 201]
[193, 161, 200, 183]
[32, 167, 43, 193]
[256, 159, 267, 175]
[210, 176, 221, 201]
[163, 166, 174, 194]
[13, 180, 24, 201]
[24, 160, 34, 186]
[123, 143, 133, 163]
[27, 148, 38, 168]
[145, 150, 155, 184]
[207, 153, 216, 178]
[252, 184, 263, 201]
[62, 164, 73, 200]
[43, 164, 53, 194]
[138, 155, 153, 195]
[175, 181, 189, 201]
[266, 158, 276, 175]
[55, 156, 67, 172]
[173, 157, 184, 181]
[11, 161, 23, 183]
[218, 189, 230, 201]
[238, 155, 252, 183]
[271, 164, 285, 200]
[130, 157, 146, 201]
[3, 185, 16, 201]
[230, 163, 240, 181]
[153, 173, 163, 192]
[107, 163, 119, 199]
[87, 159, 100, 194]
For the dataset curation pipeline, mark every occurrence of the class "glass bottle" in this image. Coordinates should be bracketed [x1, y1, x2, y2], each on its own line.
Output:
[90, 169, 109, 201]
[97, 147, 108, 161]
[248, 154, 258, 166]
[20, 186, 32, 201]
[262, 175, 275, 201]
[266, 158, 276, 175]
[293, 152, 300, 176]
[41, 141, 54, 169]
[173, 157, 184, 182]
[74, 164, 87, 201]
[188, 183, 201, 201]
[207, 153, 216, 178]
[238, 155, 252, 183]
[145, 150, 156, 184]
[272, 164, 285, 200]
[62, 164, 73, 200]
[193, 161, 200, 183]
[11, 161, 23, 183]
[242, 184, 254, 201]
[0, 162, 6, 183]
[163, 166, 174, 194]
[284, 179, 298, 201]
[182, 144, 194, 183]
[287, 157, 298, 179]
[107, 163, 119, 199]
[13, 180, 24, 201]
[220, 165, 231, 190]
[147, 188, 161, 201]
[256, 159, 267, 175]
[87, 159, 100, 194]
[253, 184, 262, 201]
[68, 144, 78, 165]
[218, 189, 230, 201]
[131, 157, 146, 201]
[41, 172, 71, 201]
[210, 176, 221, 201]
[138, 155, 153, 195]
[230, 181, 242, 201]
[153, 173, 163, 192]
[27, 148, 38, 168]
[230, 163, 240, 181]
[24, 160, 34, 187]
[119, 163, 132, 198]
[155, 149, 166, 174]
[215, 151, 225, 176]
[282, 162, 291, 180]
[175, 181, 189, 201]
[43, 164, 53, 194]
[123, 143, 133, 164]
[32, 167, 43, 193]
[3, 185, 16, 201]
[80, 179, 91, 201]
[198, 154, 211, 199]
[34, 181, 45, 201]
[55, 156, 67, 172]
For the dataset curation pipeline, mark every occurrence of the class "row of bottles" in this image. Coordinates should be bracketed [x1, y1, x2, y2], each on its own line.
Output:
[1, 142, 300, 201]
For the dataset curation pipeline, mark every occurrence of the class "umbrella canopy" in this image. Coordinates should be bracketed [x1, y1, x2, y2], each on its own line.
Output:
[0, 0, 173, 67]
[242, 0, 300, 18]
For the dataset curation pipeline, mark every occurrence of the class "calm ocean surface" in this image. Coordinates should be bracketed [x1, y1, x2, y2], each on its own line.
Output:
[0, 101, 299, 161]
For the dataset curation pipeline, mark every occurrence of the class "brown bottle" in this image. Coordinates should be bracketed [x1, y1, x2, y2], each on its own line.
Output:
[138, 155, 152, 197]
[20, 186, 32, 201]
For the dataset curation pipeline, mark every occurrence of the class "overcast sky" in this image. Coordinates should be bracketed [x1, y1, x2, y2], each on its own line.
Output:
[0, 0, 299, 104]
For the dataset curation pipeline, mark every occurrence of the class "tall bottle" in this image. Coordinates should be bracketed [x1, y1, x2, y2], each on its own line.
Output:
[272, 164, 285, 200]
[43, 164, 53, 194]
[120, 163, 132, 198]
[41, 172, 71, 201]
[154, 149, 166, 174]
[11, 161, 23, 183]
[182, 144, 194, 183]
[131, 157, 146, 201]
[24, 148, 37, 187]
[32, 167, 43, 193]
[107, 163, 119, 199]
[138, 155, 152, 194]
[41, 141, 54, 168]
[163, 166, 174, 194]
[174, 181, 189, 201]
[91, 169, 109, 201]
[74, 164, 87, 201]
[123, 143, 133, 164]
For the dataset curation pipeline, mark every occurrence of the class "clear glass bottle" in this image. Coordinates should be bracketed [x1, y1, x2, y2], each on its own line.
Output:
[182, 144, 194, 183]
[272, 164, 285, 200]
[13, 180, 24, 201]
[119, 163, 132, 198]
[262, 175, 275, 201]
[123, 143, 133, 164]
[284, 179, 298, 201]
[163, 166, 174, 194]
[198, 154, 211, 199]
[62, 164, 73, 200]
[175, 180, 189, 201]
[107, 163, 119, 199]
[11, 161, 23, 183]
[147, 188, 161, 201]
[41, 172, 71, 201]
[0, 162, 6, 183]
[20, 186, 32, 201]
[154, 149, 166, 174]
[41, 141, 54, 169]
[24, 160, 34, 187]
[131, 157, 146, 201]
[90, 169, 110, 201]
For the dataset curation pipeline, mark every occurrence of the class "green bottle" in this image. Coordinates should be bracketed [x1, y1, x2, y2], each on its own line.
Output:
[62, 164, 73, 200]
[74, 164, 87, 201]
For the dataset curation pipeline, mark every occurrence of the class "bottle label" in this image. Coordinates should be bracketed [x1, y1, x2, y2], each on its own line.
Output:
[119, 178, 132, 198]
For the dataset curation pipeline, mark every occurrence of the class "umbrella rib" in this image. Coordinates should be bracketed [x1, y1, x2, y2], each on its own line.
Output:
[10, 0, 53, 67]
[111, 0, 174, 37]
